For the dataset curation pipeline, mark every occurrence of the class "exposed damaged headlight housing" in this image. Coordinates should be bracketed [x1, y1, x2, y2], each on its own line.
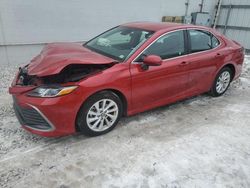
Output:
[28, 85, 78, 97]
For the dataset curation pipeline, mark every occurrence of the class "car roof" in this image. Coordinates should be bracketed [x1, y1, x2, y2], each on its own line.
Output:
[121, 21, 210, 32]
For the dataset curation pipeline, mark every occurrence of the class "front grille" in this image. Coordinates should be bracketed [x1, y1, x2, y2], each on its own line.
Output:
[13, 98, 53, 131]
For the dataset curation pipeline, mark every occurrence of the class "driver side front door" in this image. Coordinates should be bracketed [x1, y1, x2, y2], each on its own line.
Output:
[130, 30, 190, 113]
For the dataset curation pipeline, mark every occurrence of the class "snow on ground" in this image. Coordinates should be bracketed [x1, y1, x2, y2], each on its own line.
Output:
[0, 57, 250, 188]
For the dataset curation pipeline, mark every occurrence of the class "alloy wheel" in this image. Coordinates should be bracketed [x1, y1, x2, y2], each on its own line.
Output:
[86, 99, 119, 132]
[216, 71, 231, 94]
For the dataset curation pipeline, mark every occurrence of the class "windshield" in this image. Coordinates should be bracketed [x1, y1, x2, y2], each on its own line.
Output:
[84, 26, 154, 61]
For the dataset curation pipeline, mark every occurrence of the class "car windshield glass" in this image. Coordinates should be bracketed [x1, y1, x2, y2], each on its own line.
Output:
[84, 26, 154, 61]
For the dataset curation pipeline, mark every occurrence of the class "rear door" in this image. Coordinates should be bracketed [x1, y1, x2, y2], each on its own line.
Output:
[185, 29, 223, 93]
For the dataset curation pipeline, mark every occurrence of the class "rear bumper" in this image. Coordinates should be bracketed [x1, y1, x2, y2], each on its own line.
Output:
[233, 62, 243, 80]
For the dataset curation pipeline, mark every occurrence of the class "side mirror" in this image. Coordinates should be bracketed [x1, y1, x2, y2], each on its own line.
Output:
[143, 55, 162, 67]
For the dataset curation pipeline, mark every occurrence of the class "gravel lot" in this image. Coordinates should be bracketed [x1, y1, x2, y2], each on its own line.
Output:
[0, 57, 250, 188]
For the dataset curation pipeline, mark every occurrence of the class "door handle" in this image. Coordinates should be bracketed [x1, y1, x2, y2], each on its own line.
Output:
[179, 61, 189, 66]
[215, 53, 222, 57]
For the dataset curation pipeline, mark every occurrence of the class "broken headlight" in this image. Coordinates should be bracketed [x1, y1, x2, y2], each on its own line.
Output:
[27, 85, 78, 97]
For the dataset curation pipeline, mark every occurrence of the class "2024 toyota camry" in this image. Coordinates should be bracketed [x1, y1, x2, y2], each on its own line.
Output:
[9, 22, 244, 137]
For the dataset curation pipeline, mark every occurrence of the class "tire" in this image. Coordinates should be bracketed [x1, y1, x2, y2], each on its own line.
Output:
[76, 91, 123, 136]
[210, 67, 232, 97]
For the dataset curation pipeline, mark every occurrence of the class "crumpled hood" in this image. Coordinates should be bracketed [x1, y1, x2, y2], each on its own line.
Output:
[28, 42, 116, 77]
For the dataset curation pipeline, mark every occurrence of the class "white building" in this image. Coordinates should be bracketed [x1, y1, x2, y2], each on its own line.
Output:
[0, 0, 217, 65]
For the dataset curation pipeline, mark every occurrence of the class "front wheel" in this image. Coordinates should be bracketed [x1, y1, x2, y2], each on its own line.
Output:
[76, 91, 122, 136]
[210, 67, 232, 97]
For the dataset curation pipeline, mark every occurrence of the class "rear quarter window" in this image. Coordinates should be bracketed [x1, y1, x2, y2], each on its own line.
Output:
[189, 30, 220, 53]
[212, 35, 220, 48]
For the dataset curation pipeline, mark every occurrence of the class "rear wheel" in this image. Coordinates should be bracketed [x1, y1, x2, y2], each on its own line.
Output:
[76, 91, 122, 136]
[210, 67, 232, 97]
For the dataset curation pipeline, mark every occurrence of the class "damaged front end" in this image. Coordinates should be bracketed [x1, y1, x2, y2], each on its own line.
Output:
[12, 42, 118, 88]
[15, 63, 115, 98]
[8, 42, 119, 136]
[15, 63, 115, 87]
[9, 62, 116, 136]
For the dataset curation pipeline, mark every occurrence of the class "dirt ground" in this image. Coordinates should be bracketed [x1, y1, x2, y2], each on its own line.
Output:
[0, 56, 250, 188]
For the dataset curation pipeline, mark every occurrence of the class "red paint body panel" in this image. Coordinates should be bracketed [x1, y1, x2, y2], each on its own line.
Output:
[9, 22, 244, 137]
[28, 43, 116, 76]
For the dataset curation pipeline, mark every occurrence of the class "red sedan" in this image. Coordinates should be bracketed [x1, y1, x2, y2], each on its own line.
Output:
[9, 22, 244, 137]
